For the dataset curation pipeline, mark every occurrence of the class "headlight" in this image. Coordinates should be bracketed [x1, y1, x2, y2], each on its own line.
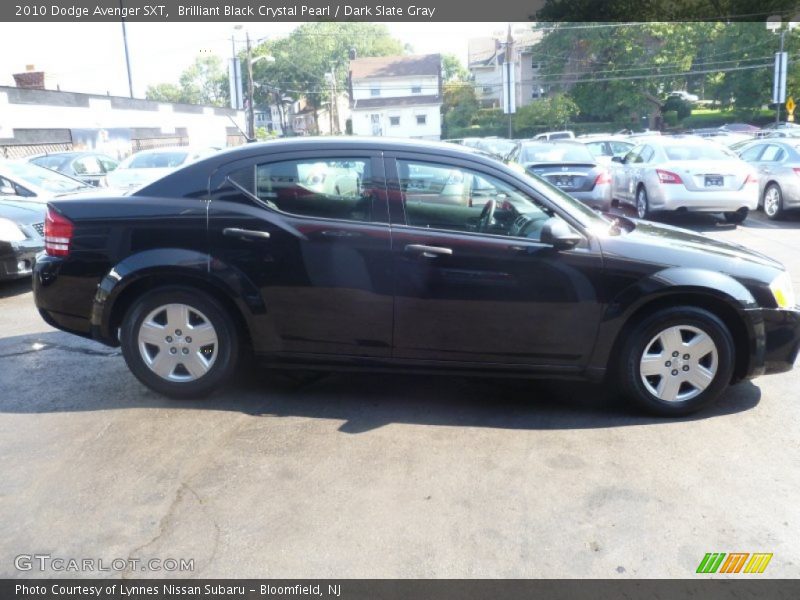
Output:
[0, 218, 26, 242]
[769, 271, 797, 309]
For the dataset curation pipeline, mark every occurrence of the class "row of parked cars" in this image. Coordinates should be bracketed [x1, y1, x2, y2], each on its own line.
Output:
[0, 146, 215, 280]
[454, 127, 800, 223]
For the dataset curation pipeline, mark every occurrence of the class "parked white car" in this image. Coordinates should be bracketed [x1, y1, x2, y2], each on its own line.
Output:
[611, 137, 759, 223]
[106, 146, 216, 190]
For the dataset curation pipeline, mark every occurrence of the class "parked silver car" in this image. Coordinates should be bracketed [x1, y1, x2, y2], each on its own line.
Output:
[577, 136, 635, 165]
[737, 139, 800, 219]
[507, 140, 612, 210]
[611, 137, 759, 223]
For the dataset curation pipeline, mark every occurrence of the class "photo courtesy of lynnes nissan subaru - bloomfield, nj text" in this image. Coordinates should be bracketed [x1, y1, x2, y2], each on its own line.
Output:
[32, 138, 800, 417]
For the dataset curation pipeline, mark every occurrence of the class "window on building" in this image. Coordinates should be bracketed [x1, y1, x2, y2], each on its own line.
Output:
[389, 116, 400, 126]
[416, 114, 427, 126]
[531, 62, 541, 70]
[370, 88, 380, 97]
[482, 86, 493, 94]
[411, 86, 422, 94]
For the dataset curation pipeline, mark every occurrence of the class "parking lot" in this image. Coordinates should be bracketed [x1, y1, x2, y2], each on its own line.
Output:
[1, 209, 799, 578]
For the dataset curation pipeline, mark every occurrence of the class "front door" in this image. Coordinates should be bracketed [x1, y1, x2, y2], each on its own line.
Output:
[385, 153, 604, 369]
[206, 149, 393, 357]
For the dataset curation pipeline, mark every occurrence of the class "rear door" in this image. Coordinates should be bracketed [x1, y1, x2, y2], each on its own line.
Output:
[206, 149, 394, 357]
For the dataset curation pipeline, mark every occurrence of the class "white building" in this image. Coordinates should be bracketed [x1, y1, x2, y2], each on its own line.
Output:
[348, 54, 442, 140]
[468, 28, 545, 110]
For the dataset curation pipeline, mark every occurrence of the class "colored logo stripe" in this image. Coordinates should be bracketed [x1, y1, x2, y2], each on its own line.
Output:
[744, 553, 773, 574]
[697, 553, 726, 573]
[719, 553, 749, 573]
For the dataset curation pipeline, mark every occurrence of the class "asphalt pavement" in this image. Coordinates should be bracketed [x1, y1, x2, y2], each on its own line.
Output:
[1, 209, 798, 578]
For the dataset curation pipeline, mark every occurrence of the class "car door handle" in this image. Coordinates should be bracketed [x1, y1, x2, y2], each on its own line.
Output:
[404, 244, 453, 258]
[223, 227, 271, 240]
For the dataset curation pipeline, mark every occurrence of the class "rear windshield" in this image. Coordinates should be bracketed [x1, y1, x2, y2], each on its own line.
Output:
[663, 144, 734, 161]
[125, 152, 189, 169]
[520, 144, 594, 163]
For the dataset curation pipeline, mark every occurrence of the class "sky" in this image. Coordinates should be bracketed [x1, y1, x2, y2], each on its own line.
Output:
[0, 22, 510, 98]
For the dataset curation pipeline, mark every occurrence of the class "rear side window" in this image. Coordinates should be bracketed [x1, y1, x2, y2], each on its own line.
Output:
[216, 157, 378, 223]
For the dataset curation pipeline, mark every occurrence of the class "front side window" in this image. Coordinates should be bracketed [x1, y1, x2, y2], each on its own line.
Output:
[397, 159, 571, 242]
[739, 144, 764, 162]
[216, 157, 377, 223]
[760, 145, 786, 162]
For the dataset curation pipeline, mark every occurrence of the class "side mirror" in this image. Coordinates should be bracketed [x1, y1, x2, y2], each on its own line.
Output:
[611, 156, 624, 164]
[540, 218, 582, 249]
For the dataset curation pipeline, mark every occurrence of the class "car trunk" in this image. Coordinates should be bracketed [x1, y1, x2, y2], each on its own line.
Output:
[525, 163, 597, 192]
[664, 160, 749, 192]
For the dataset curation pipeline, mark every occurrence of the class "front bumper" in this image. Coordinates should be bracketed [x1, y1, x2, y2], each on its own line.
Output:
[0, 239, 42, 280]
[746, 306, 800, 377]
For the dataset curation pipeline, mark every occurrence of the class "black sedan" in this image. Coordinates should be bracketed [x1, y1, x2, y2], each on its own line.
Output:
[0, 199, 45, 280]
[28, 152, 119, 187]
[32, 138, 799, 416]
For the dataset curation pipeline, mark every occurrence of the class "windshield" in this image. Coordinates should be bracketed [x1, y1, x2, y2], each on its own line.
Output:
[123, 152, 189, 169]
[520, 144, 594, 164]
[518, 168, 612, 231]
[3, 161, 87, 193]
[663, 144, 735, 161]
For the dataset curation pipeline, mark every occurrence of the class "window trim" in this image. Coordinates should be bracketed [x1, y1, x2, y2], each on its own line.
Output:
[383, 152, 591, 247]
[208, 150, 390, 225]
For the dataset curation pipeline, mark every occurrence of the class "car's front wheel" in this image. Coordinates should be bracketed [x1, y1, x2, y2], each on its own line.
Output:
[618, 306, 735, 416]
[120, 287, 239, 398]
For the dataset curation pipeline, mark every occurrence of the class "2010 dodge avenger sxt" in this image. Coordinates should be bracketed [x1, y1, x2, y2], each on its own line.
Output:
[33, 138, 800, 416]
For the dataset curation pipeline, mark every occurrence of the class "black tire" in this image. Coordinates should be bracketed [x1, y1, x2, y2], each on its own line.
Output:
[636, 186, 650, 219]
[723, 208, 748, 224]
[120, 286, 239, 398]
[762, 183, 784, 220]
[617, 306, 735, 417]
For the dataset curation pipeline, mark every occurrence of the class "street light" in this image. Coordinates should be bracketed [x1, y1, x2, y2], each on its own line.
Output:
[767, 15, 799, 125]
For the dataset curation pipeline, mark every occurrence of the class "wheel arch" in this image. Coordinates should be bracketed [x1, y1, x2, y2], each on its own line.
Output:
[591, 268, 759, 383]
[91, 249, 263, 351]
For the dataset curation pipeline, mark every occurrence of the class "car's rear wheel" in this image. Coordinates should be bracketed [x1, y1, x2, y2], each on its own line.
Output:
[763, 184, 784, 220]
[723, 208, 748, 224]
[636, 186, 650, 219]
[120, 287, 239, 398]
[618, 306, 735, 416]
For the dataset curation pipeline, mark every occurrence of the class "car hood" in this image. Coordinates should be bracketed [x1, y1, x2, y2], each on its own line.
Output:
[0, 199, 47, 225]
[601, 218, 783, 282]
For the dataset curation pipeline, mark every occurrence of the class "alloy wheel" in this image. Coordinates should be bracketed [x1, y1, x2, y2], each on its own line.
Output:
[636, 189, 648, 219]
[639, 324, 718, 402]
[137, 303, 218, 382]
[764, 186, 781, 218]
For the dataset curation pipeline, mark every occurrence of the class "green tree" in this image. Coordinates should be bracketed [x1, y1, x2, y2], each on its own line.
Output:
[248, 23, 405, 133]
[441, 83, 479, 138]
[512, 93, 579, 135]
[441, 53, 469, 82]
[146, 55, 229, 107]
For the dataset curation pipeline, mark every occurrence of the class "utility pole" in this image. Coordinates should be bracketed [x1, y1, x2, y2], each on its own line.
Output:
[120, 0, 134, 97]
[501, 24, 515, 138]
[331, 64, 338, 135]
[246, 30, 255, 141]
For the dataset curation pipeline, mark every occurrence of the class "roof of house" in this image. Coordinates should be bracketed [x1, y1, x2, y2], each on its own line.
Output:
[351, 95, 441, 110]
[350, 54, 441, 80]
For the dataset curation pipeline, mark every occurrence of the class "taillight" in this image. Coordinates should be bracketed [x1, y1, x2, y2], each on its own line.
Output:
[744, 173, 758, 184]
[593, 170, 612, 186]
[656, 169, 683, 184]
[793, 168, 800, 177]
[44, 207, 73, 257]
